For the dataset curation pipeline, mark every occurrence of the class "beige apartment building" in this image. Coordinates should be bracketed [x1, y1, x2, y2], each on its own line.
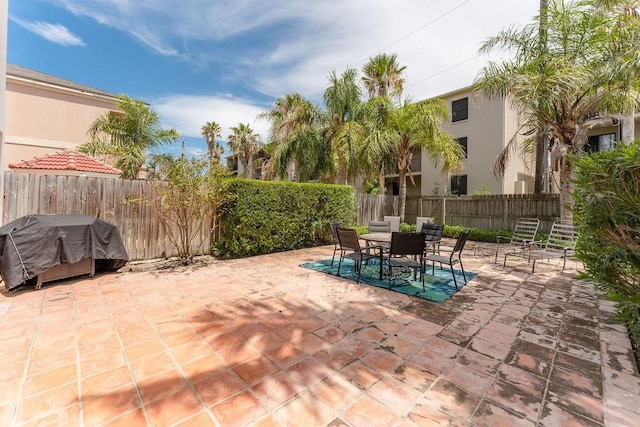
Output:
[385, 86, 635, 196]
[4, 64, 121, 168]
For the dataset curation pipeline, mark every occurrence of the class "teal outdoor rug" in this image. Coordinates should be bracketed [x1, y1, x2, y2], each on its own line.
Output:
[300, 258, 476, 303]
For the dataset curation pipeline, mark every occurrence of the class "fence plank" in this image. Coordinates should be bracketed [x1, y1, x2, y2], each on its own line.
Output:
[2, 172, 213, 261]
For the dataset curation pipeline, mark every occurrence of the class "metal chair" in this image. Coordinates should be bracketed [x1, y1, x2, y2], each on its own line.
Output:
[424, 229, 471, 289]
[368, 221, 391, 233]
[504, 220, 577, 273]
[495, 218, 540, 262]
[329, 222, 342, 266]
[336, 228, 383, 284]
[383, 216, 401, 233]
[385, 232, 426, 288]
[421, 223, 444, 255]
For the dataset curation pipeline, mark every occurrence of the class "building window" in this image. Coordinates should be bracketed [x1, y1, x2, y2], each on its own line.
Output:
[456, 137, 468, 158]
[586, 133, 616, 153]
[452, 97, 468, 122]
[450, 175, 467, 195]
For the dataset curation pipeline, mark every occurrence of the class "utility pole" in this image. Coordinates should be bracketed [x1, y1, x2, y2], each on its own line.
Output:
[535, 0, 549, 193]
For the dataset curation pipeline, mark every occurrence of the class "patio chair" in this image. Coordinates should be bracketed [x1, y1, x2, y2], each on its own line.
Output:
[385, 232, 426, 288]
[383, 216, 401, 233]
[504, 220, 578, 273]
[424, 229, 471, 290]
[368, 221, 391, 233]
[495, 218, 540, 262]
[421, 223, 444, 255]
[336, 228, 383, 284]
[416, 217, 435, 233]
[329, 222, 342, 266]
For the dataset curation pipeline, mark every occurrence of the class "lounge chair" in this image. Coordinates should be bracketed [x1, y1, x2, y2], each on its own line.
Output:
[495, 218, 540, 262]
[504, 220, 578, 273]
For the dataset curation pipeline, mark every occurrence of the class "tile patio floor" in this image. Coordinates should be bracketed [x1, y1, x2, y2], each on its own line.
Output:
[1, 241, 639, 426]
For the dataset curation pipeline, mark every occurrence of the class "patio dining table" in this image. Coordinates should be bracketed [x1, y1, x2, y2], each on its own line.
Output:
[361, 232, 440, 254]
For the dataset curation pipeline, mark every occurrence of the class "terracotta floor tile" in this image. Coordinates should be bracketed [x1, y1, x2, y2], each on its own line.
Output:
[292, 333, 330, 355]
[313, 347, 353, 371]
[100, 408, 147, 427]
[82, 385, 141, 425]
[137, 369, 188, 405]
[1, 361, 28, 384]
[426, 379, 481, 419]
[408, 397, 467, 427]
[232, 355, 279, 386]
[27, 349, 76, 377]
[174, 411, 215, 426]
[0, 380, 22, 406]
[194, 369, 247, 407]
[497, 364, 547, 399]
[457, 348, 501, 376]
[18, 404, 80, 427]
[286, 357, 331, 388]
[206, 330, 246, 351]
[471, 399, 535, 427]
[146, 387, 205, 426]
[78, 337, 121, 361]
[550, 365, 602, 399]
[486, 380, 542, 421]
[407, 348, 454, 375]
[181, 353, 227, 384]
[124, 339, 166, 361]
[343, 395, 401, 427]
[546, 381, 603, 423]
[210, 390, 267, 427]
[17, 382, 78, 424]
[443, 363, 494, 397]
[171, 339, 215, 365]
[469, 337, 512, 361]
[274, 393, 333, 427]
[79, 350, 126, 378]
[265, 343, 306, 369]
[314, 326, 346, 343]
[252, 371, 304, 410]
[538, 401, 603, 427]
[129, 352, 176, 381]
[23, 363, 77, 397]
[369, 375, 422, 415]
[392, 362, 437, 393]
[362, 348, 403, 373]
[340, 360, 384, 390]
[312, 375, 361, 411]
[81, 366, 133, 398]
[217, 343, 260, 366]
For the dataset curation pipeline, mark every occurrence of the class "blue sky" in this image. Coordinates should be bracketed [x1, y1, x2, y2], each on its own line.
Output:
[8, 0, 539, 157]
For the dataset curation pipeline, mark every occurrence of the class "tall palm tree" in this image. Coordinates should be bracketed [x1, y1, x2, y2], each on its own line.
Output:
[474, 0, 640, 220]
[386, 99, 464, 222]
[79, 94, 178, 179]
[362, 53, 407, 101]
[228, 123, 262, 178]
[324, 68, 367, 185]
[200, 121, 224, 164]
[258, 93, 321, 181]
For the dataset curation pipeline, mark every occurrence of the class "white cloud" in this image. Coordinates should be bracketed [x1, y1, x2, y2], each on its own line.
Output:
[50, 0, 541, 100]
[153, 94, 270, 141]
[13, 19, 86, 46]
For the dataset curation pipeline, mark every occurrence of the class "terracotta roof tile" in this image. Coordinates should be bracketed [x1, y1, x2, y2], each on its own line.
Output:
[9, 150, 122, 176]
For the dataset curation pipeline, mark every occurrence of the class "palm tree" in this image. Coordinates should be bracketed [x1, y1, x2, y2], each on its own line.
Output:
[324, 68, 367, 185]
[474, 0, 640, 220]
[362, 53, 407, 101]
[387, 100, 464, 222]
[201, 121, 224, 164]
[228, 123, 262, 178]
[79, 94, 178, 179]
[258, 93, 321, 181]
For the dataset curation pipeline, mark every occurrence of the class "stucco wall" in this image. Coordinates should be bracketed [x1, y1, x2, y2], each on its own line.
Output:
[5, 78, 119, 166]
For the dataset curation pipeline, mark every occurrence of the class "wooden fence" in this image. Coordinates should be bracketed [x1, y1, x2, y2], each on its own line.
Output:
[358, 193, 560, 233]
[2, 172, 214, 261]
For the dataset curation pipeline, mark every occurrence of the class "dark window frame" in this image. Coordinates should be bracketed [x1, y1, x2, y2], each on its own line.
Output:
[450, 175, 468, 195]
[452, 97, 468, 122]
[456, 137, 468, 158]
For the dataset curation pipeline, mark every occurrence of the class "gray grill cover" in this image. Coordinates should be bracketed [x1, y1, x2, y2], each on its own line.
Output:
[0, 214, 129, 290]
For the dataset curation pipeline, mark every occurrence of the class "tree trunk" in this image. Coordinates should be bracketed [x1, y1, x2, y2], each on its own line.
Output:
[559, 159, 574, 221]
[621, 110, 635, 144]
[398, 169, 407, 223]
[378, 168, 386, 194]
[534, 128, 546, 193]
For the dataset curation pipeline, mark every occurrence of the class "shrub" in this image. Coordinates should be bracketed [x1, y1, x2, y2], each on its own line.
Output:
[572, 140, 640, 337]
[215, 179, 356, 258]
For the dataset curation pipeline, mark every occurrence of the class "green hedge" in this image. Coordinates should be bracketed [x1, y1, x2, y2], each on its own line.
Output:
[214, 179, 356, 258]
[573, 140, 640, 337]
